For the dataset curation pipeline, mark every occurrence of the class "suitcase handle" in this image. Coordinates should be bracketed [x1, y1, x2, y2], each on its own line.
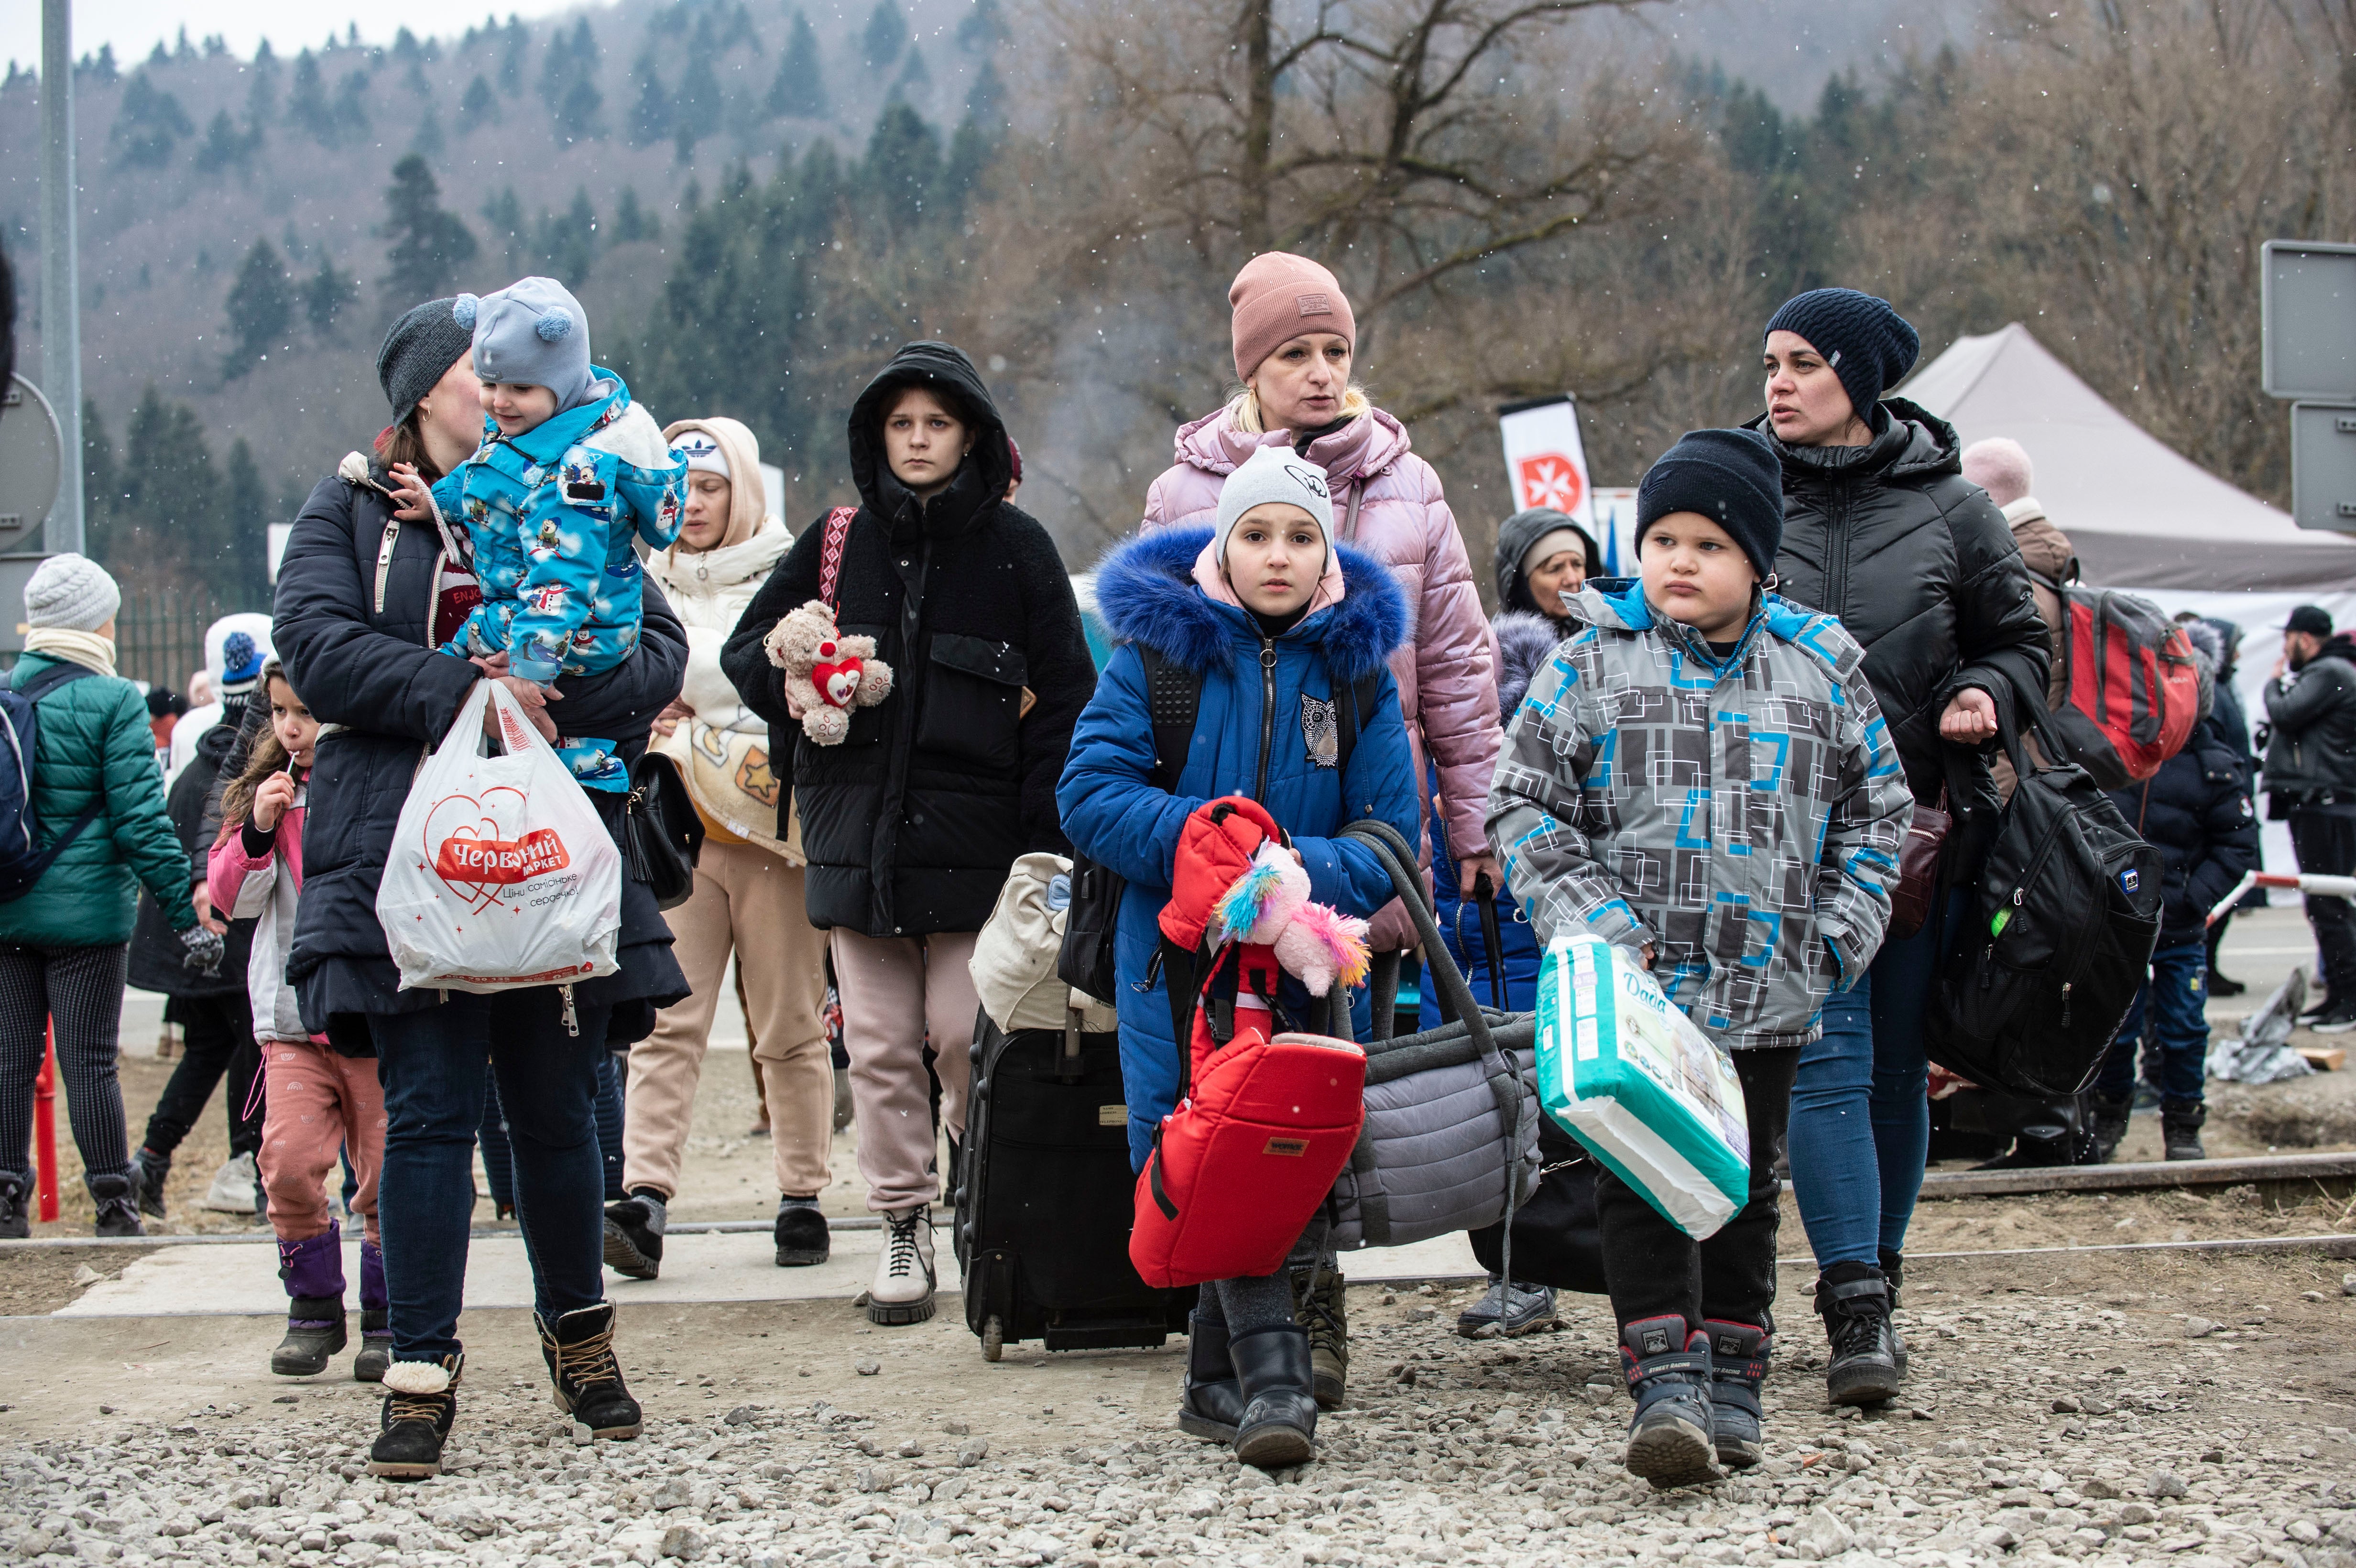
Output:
[1472, 871, 1507, 1012]
[1342, 821, 1527, 1286]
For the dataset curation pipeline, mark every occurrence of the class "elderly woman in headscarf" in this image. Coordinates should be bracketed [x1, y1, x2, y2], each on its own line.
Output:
[600, 418, 837, 1285]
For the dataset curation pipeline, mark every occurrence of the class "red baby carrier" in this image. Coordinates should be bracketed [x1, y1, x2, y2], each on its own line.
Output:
[1129, 798, 1368, 1288]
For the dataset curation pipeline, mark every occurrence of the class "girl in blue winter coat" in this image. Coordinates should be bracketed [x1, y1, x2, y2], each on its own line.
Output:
[387, 276, 685, 705]
[1058, 444, 1419, 1470]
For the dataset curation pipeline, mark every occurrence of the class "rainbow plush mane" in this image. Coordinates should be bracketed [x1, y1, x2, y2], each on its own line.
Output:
[1210, 840, 1372, 997]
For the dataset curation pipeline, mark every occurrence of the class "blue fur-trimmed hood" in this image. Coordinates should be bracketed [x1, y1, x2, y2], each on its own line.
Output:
[1092, 525, 1411, 681]
[1492, 610, 1565, 721]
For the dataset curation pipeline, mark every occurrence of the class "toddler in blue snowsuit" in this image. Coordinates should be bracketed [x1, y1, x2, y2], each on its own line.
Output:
[389, 276, 685, 687]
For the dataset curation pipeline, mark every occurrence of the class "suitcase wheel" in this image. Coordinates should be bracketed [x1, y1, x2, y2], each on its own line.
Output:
[981, 1315, 1004, 1363]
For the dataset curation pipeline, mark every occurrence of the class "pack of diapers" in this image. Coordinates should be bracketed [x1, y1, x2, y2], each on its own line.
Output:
[1534, 933, 1749, 1240]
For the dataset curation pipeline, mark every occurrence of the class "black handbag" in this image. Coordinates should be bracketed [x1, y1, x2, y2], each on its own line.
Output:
[1459, 880, 1608, 1295]
[1056, 851, 1123, 1004]
[624, 751, 705, 911]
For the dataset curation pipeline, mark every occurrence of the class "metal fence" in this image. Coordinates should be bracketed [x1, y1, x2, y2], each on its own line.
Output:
[114, 587, 242, 695]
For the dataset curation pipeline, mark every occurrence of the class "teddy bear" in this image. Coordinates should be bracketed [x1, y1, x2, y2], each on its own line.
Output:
[761, 599, 894, 746]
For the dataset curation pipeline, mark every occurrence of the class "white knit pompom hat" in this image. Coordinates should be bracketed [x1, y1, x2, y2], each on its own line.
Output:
[24, 553, 122, 632]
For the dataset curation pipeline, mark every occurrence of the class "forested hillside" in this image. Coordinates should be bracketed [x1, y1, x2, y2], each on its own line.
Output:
[4, 0, 2346, 611]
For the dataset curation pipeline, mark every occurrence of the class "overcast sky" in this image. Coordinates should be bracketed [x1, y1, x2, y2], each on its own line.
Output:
[0, 1, 598, 75]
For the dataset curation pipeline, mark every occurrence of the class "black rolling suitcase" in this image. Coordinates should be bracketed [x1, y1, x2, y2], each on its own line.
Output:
[953, 1006, 1191, 1361]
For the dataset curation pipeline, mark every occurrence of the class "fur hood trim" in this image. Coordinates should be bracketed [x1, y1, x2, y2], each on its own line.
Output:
[1492, 610, 1564, 720]
[1092, 524, 1410, 682]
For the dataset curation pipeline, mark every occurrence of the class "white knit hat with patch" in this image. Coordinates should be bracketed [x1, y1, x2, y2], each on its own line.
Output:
[24, 553, 122, 632]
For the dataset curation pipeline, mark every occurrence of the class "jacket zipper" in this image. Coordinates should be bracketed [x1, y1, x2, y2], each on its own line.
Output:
[1254, 636, 1277, 801]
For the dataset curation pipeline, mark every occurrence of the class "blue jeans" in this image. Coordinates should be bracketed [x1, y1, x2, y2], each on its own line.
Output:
[2096, 941, 2208, 1106]
[1789, 888, 1963, 1268]
[372, 989, 614, 1362]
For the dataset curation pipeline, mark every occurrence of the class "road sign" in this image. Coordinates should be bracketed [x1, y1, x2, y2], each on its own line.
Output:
[2291, 401, 2356, 532]
[2263, 240, 2356, 401]
[0, 372, 64, 543]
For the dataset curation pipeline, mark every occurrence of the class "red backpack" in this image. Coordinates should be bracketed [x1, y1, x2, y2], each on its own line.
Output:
[1128, 798, 1368, 1288]
[2039, 579, 2200, 789]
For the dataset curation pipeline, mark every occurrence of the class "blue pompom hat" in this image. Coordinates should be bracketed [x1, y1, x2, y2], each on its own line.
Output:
[458, 275, 597, 413]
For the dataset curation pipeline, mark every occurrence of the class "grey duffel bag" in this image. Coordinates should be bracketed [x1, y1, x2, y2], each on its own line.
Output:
[1322, 822, 1540, 1261]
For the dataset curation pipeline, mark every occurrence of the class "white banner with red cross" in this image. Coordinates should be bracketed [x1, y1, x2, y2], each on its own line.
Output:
[1497, 395, 1597, 534]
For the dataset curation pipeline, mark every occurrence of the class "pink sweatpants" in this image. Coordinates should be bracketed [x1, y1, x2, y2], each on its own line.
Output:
[260, 1037, 385, 1245]
[829, 928, 978, 1213]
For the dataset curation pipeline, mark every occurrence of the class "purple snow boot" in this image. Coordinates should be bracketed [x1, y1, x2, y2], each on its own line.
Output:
[354, 1239, 391, 1383]
[273, 1226, 349, 1377]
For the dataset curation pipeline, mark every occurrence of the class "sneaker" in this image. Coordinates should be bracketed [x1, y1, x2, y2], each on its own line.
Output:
[1229, 1323, 1317, 1470]
[1290, 1263, 1348, 1409]
[536, 1301, 642, 1439]
[89, 1172, 144, 1237]
[354, 1309, 393, 1383]
[272, 1298, 349, 1377]
[369, 1354, 462, 1479]
[1703, 1320, 1768, 1470]
[1815, 1265, 1902, 1406]
[201, 1152, 262, 1215]
[2309, 1005, 2356, 1035]
[869, 1205, 937, 1325]
[774, 1195, 829, 1267]
[0, 1170, 27, 1240]
[130, 1148, 170, 1219]
[603, 1190, 667, 1281]
[1619, 1316, 1718, 1489]
[2161, 1100, 2208, 1161]
[1455, 1275, 1559, 1339]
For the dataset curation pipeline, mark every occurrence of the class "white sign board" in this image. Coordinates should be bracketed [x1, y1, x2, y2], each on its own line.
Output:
[267, 522, 294, 583]
[1497, 396, 1596, 533]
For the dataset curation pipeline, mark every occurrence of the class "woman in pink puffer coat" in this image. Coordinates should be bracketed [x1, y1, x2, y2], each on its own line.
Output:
[1141, 254, 1503, 944]
[1137, 253, 1502, 1411]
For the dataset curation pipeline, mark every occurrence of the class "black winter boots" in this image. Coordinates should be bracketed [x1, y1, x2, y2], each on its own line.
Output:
[88, 1172, 144, 1237]
[130, 1147, 170, 1218]
[1228, 1323, 1318, 1470]
[602, 1190, 667, 1280]
[1619, 1316, 1717, 1488]
[1290, 1264, 1348, 1410]
[2162, 1100, 2208, 1161]
[774, 1195, 829, 1267]
[0, 1170, 28, 1240]
[273, 1298, 348, 1377]
[2088, 1093, 2132, 1165]
[1816, 1263, 1903, 1405]
[1176, 1311, 1244, 1442]
[369, 1353, 463, 1480]
[536, 1301, 643, 1439]
[1703, 1319, 1768, 1470]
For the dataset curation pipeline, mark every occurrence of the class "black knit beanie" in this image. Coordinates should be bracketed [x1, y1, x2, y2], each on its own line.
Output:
[1763, 288, 1921, 423]
[377, 296, 476, 425]
[1636, 427, 1786, 583]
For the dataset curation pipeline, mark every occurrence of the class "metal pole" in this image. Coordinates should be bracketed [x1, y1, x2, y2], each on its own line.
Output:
[39, 0, 84, 557]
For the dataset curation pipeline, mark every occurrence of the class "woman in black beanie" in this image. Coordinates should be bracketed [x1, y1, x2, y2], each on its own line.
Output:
[272, 296, 689, 1479]
[1754, 288, 2049, 1410]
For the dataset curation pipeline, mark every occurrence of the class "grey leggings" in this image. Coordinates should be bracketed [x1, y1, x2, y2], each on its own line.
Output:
[1196, 1222, 1330, 1336]
[0, 943, 131, 1181]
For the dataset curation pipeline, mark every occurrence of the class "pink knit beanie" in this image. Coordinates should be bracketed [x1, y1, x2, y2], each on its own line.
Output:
[1229, 252, 1355, 382]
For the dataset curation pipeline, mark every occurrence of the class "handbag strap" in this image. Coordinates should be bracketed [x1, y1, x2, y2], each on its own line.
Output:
[818, 506, 858, 611]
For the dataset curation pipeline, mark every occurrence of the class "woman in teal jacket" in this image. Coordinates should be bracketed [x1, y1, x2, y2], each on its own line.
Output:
[0, 556, 218, 1238]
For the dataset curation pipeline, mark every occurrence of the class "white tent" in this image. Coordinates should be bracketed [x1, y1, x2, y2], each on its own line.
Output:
[1904, 323, 2356, 898]
[1900, 322, 2356, 593]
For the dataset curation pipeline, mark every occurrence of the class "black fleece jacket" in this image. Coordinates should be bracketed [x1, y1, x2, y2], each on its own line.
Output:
[720, 342, 1095, 938]
[2262, 634, 2356, 804]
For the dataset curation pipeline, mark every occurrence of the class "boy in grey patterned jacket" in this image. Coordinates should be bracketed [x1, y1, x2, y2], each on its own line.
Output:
[1486, 428, 1913, 1488]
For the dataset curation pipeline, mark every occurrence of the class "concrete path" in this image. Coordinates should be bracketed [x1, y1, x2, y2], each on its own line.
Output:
[54, 1228, 1485, 1318]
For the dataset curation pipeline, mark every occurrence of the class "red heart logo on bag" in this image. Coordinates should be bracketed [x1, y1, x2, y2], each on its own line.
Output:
[422, 787, 568, 914]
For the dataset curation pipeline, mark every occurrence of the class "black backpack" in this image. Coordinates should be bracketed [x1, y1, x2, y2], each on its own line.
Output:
[0, 661, 101, 904]
[1924, 706, 2163, 1097]
[1058, 644, 1380, 1004]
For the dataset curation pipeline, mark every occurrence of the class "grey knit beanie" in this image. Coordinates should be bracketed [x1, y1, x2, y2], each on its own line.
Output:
[1214, 445, 1336, 564]
[24, 553, 121, 632]
[376, 296, 477, 426]
[458, 276, 596, 412]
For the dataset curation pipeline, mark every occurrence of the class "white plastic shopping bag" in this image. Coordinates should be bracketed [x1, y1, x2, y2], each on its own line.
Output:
[1534, 932, 1749, 1239]
[376, 681, 622, 993]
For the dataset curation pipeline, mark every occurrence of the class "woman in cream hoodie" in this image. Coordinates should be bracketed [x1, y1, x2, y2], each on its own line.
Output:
[602, 417, 836, 1279]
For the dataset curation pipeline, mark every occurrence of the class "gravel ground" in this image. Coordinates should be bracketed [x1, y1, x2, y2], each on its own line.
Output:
[6, 1252, 2355, 1568]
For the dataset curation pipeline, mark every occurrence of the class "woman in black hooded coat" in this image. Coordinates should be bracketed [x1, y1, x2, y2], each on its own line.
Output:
[721, 341, 1094, 1328]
